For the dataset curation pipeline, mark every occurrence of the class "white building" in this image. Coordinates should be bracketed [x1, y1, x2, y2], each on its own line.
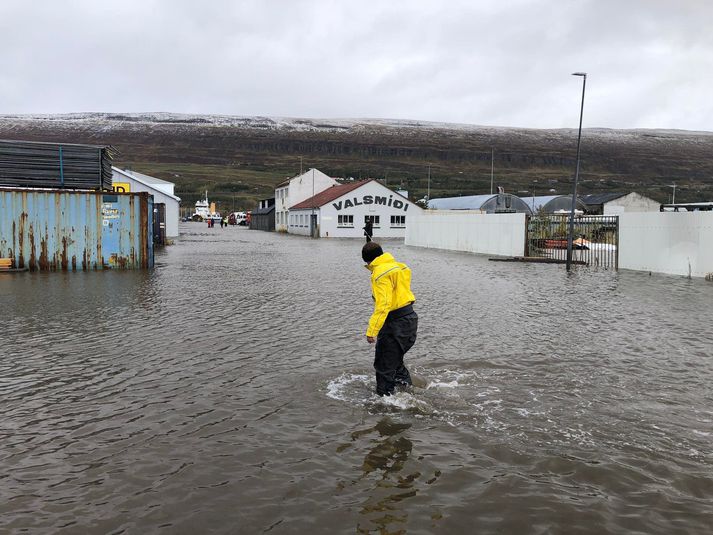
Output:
[275, 168, 339, 232]
[289, 179, 422, 238]
[112, 167, 181, 237]
[581, 192, 660, 214]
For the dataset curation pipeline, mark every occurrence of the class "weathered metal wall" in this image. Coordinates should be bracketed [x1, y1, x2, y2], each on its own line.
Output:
[249, 211, 275, 232]
[0, 189, 153, 270]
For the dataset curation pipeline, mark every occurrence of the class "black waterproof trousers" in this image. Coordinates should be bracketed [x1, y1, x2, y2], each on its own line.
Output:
[374, 304, 418, 396]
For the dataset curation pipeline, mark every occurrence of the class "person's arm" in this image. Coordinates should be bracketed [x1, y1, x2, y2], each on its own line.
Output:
[366, 274, 393, 340]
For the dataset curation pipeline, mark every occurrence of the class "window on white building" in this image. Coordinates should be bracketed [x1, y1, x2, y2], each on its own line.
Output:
[390, 215, 406, 227]
[365, 215, 380, 227]
[338, 214, 354, 227]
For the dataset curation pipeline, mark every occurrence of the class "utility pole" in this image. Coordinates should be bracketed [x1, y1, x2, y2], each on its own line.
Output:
[669, 183, 677, 204]
[490, 148, 494, 195]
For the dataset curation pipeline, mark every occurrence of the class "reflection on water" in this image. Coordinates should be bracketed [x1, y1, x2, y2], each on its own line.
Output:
[1, 224, 713, 534]
[350, 418, 417, 534]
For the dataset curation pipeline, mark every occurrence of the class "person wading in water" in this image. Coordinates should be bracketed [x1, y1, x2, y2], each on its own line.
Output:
[362, 242, 418, 396]
[363, 219, 373, 243]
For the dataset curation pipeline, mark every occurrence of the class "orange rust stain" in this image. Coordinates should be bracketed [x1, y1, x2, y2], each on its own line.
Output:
[12, 221, 16, 262]
[17, 213, 26, 269]
[61, 236, 68, 270]
[29, 223, 36, 271]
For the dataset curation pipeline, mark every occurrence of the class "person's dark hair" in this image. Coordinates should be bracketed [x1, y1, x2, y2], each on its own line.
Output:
[362, 242, 383, 264]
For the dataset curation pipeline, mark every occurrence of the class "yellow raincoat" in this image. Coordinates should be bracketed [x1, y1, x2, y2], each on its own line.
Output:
[366, 253, 416, 337]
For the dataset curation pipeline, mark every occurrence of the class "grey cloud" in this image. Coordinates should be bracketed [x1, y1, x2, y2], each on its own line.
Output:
[0, 0, 711, 130]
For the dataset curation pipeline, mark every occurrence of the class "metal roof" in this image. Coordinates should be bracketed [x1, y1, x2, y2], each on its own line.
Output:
[427, 194, 497, 210]
[0, 139, 115, 190]
[252, 204, 275, 215]
[581, 193, 626, 205]
[518, 195, 560, 212]
[112, 167, 181, 201]
[116, 167, 173, 186]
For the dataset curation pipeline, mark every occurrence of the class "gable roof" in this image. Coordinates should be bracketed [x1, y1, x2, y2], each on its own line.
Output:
[290, 180, 370, 209]
[112, 167, 181, 201]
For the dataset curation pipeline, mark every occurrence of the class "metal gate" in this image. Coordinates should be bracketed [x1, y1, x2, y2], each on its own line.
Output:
[525, 214, 619, 269]
[152, 203, 166, 246]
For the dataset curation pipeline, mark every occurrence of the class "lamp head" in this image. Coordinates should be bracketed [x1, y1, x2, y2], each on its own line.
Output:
[572, 72, 587, 77]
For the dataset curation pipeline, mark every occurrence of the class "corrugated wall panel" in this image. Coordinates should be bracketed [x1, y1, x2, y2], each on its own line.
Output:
[0, 189, 153, 270]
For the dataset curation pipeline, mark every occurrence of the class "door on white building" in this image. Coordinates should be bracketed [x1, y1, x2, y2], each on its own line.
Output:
[310, 214, 318, 238]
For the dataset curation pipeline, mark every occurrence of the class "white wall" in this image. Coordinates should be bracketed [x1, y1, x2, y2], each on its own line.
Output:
[405, 209, 713, 277]
[288, 169, 337, 207]
[604, 192, 660, 214]
[288, 183, 421, 238]
[275, 185, 289, 232]
[287, 210, 313, 236]
[406, 211, 526, 257]
[275, 169, 338, 232]
[113, 171, 180, 237]
[619, 211, 713, 277]
[317, 181, 420, 238]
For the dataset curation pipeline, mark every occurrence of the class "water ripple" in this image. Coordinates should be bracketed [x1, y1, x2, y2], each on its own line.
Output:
[1, 224, 712, 533]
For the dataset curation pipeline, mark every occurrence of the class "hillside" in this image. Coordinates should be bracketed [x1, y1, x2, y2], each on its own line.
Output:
[1, 112, 712, 212]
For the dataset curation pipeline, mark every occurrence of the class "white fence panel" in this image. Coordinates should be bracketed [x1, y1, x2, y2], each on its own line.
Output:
[405, 211, 526, 257]
[619, 211, 713, 277]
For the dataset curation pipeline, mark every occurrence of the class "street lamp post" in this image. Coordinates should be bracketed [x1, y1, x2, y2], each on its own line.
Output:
[566, 72, 587, 272]
[427, 164, 431, 202]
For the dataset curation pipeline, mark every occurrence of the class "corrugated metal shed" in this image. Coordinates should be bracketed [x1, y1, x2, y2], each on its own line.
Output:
[0, 188, 153, 271]
[0, 139, 115, 190]
[519, 194, 587, 213]
[519, 195, 560, 212]
[249, 204, 275, 232]
[428, 193, 532, 213]
[428, 194, 496, 210]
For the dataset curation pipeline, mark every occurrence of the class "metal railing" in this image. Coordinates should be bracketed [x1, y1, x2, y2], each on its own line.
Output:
[525, 214, 619, 269]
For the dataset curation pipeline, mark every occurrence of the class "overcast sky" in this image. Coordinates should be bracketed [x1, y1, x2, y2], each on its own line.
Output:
[1, 0, 711, 131]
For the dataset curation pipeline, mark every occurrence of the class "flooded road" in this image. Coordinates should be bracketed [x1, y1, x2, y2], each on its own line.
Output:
[2, 224, 712, 534]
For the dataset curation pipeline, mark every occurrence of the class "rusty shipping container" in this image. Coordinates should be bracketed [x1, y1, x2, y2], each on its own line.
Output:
[0, 188, 154, 270]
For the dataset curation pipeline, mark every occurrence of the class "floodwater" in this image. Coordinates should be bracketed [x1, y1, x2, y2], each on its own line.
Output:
[2, 224, 712, 534]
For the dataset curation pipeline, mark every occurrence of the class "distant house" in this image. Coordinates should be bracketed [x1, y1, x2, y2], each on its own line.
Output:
[581, 192, 660, 215]
[274, 169, 339, 232]
[428, 193, 533, 213]
[250, 198, 275, 232]
[112, 167, 181, 237]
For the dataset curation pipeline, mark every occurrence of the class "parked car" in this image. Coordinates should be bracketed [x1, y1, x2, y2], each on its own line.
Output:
[228, 211, 248, 226]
